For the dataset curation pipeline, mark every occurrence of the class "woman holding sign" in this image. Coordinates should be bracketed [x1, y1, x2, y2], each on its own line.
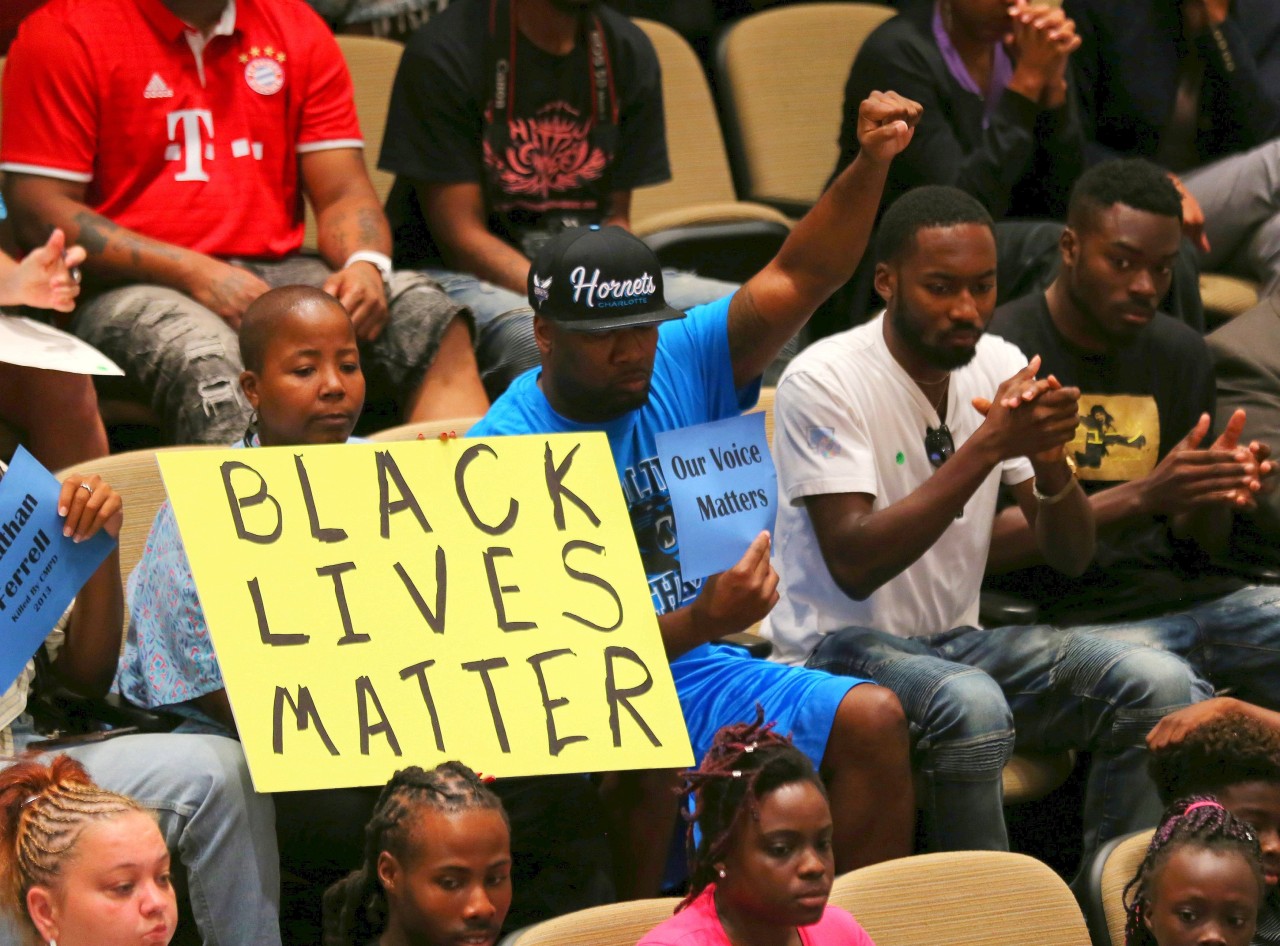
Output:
[119, 286, 614, 936]
[0, 228, 109, 469]
[0, 459, 282, 945]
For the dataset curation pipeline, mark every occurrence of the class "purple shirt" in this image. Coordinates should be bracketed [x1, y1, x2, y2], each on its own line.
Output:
[932, 1, 1013, 128]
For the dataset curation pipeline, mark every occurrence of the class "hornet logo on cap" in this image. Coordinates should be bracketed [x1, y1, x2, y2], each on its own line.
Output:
[569, 265, 657, 309]
[532, 274, 553, 305]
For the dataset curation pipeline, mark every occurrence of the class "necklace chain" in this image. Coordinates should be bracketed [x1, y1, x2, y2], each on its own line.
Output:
[915, 374, 949, 418]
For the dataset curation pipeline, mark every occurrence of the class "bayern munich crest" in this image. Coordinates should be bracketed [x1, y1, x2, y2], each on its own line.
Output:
[241, 46, 286, 96]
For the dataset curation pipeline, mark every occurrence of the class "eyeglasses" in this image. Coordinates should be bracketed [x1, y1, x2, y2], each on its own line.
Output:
[924, 423, 955, 468]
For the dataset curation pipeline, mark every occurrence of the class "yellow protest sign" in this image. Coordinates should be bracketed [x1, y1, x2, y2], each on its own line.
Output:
[156, 434, 692, 792]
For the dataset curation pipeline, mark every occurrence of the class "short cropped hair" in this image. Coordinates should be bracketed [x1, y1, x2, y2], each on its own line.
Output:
[1067, 159, 1182, 230]
[1150, 712, 1280, 805]
[875, 186, 995, 264]
[239, 285, 348, 373]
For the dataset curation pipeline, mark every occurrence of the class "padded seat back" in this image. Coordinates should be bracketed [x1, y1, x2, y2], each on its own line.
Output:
[497, 896, 681, 946]
[58, 446, 217, 641]
[717, 3, 894, 211]
[831, 850, 1092, 946]
[367, 416, 486, 442]
[1075, 829, 1154, 946]
[304, 35, 404, 250]
[630, 18, 741, 230]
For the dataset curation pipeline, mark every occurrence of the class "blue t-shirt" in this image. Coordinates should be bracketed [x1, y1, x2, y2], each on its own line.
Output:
[471, 294, 758, 619]
[471, 296, 864, 766]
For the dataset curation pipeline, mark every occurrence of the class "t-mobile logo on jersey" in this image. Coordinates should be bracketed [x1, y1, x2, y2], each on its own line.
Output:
[166, 109, 214, 182]
[164, 110, 264, 182]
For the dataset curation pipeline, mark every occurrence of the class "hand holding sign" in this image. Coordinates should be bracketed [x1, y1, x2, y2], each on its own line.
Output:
[57, 473, 123, 544]
[0, 448, 118, 691]
[655, 412, 778, 581]
[691, 531, 779, 644]
[157, 435, 692, 792]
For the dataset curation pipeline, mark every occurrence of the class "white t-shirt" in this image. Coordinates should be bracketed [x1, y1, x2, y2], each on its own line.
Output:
[762, 315, 1034, 665]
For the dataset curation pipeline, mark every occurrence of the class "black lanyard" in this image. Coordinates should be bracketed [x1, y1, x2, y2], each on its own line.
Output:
[484, 0, 619, 156]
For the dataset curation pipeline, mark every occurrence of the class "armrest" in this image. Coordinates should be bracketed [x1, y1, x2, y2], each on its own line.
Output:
[978, 590, 1040, 628]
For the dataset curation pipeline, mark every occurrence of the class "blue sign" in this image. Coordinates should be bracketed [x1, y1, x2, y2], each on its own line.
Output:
[655, 412, 777, 582]
[0, 447, 116, 691]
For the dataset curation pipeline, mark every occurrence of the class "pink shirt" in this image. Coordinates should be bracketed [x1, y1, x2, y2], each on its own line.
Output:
[637, 885, 877, 946]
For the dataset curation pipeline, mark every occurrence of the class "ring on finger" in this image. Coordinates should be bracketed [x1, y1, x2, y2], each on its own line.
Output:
[70, 267, 82, 285]
[78, 482, 94, 495]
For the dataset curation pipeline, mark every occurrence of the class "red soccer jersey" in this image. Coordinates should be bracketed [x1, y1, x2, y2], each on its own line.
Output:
[0, 0, 363, 259]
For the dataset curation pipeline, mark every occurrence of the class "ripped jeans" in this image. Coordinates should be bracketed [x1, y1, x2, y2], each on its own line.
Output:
[73, 256, 462, 444]
[806, 624, 1208, 859]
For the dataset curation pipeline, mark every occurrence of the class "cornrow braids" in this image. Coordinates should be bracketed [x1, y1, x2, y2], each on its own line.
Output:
[679, 707, 826, 911]
[1124, 794, 1265, 946]
[0, 754, 142, 938]
[321, 761, 507, 946]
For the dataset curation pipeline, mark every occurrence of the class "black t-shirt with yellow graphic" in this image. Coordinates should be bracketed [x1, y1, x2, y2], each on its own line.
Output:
[987, 292, 1244, 624]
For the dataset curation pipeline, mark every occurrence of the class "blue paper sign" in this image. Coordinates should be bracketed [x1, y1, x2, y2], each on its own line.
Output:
[0, 447, 116, 691]
[655, 412, 777, 582]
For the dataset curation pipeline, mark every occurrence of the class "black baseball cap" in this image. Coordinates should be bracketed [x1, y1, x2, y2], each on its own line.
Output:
[527, 225, 686, 332]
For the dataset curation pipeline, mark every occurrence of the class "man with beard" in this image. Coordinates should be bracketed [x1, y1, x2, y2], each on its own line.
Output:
[380, 0, 735, 396]
[985, 159, 1280, 719]
[471, 90, 925, 898]
[761, 184, 1204, 859]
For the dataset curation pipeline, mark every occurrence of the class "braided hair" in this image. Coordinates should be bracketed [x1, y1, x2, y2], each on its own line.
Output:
[321, 761, 508, 946]
[679, 708, 826, 911]
[0, 754, 144, 941]
[1124, 795, 1265, 946]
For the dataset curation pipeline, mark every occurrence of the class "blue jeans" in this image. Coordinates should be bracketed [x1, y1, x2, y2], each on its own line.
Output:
[421, 267, 739, 397]
[806, 624, 1207, 858]
[1071, 584, 1280, 709]
[1, 731, 281, 946]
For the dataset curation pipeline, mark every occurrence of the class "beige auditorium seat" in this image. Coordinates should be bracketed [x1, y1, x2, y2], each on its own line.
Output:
[1201, 272, 1261, 327]
[831, 850, 1092, 946]
[58, 446, 216, 639]
[1075, 828, 1154, 946]
[304, 34, 404, 250]
[629, 18, 791, 239]
[716, 3, 895, 214]
[367, 415, 485, 442]
[627, 18, 791, 284]
[498, 896, 680, 946]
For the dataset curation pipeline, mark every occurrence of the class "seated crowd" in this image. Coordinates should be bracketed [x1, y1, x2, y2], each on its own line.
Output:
[0, 0, 1279, 944]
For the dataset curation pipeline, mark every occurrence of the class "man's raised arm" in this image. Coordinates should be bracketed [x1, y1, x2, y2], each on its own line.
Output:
[726, 91, 922, 388]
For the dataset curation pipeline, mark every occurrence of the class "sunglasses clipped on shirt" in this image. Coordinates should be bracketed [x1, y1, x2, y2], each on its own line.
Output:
[925, 423, 955, 468]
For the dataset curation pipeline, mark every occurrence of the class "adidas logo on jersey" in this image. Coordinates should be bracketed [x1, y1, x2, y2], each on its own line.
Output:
[144, 73, 174, 99]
